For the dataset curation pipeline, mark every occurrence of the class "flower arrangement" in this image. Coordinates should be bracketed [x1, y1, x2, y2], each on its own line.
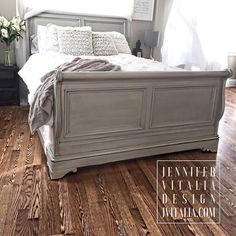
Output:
[0, 16, 25, 66]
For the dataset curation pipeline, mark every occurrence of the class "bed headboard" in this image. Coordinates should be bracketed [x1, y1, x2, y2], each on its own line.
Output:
[23, 12, 131, 63]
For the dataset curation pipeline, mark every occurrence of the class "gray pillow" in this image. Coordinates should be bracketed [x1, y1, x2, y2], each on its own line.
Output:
[57, 28, 93, 56]
[92, 32, 118, 56]
[109, 32, 131, 54]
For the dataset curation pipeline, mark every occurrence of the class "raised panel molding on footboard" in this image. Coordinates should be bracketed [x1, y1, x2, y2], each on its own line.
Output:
[150, 85, 217, 129]
[64, 88, 147, 138]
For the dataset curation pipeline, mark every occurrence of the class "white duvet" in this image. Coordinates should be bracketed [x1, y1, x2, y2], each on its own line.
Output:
[19, 52, 181, 103]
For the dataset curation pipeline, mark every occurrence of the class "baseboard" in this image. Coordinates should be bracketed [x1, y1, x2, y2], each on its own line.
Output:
[226, 78, 236, 87]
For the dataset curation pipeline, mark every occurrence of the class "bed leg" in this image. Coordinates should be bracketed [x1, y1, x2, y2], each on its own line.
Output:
[71, 168, 78, 173]
[47, 164, 78, 180]
[201, 148, 218, 153]
[201, 143, 218, 153]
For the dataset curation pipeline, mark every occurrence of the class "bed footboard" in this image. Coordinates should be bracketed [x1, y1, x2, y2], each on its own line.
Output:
[40, 70, 230, 179]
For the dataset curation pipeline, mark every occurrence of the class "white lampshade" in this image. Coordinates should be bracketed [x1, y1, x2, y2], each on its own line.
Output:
[144, 31, 160, 48]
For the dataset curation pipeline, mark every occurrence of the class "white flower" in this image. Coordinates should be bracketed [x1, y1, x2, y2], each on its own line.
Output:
[1, 17, 10, 27]
[21, 25, 26, 31]
[1, 28, 9, 38]
[11, 17, 25, 32]
[10, 17, 20, 32]
[12, 23, 20, 32]
[0, 16, 7, 27]
[0, 16, 25, 43]
[11, 16, 21, 25]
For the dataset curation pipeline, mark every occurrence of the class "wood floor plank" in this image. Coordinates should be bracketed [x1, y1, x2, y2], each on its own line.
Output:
[94, 170, 126, 236]
[67, 174, 93, 235]
[58, 179, 74, 235]
[99, 165, 140, 235]
[28, 166, 41, 219]
[2, 184, 21, 236]
[83, 172, 111, 236]
[119, 163, 164, 235]
[18, 165, 35, 210]
[0, 184, 13, 236]
[39, 166, 61, 235]
[14, 209, 34, 236]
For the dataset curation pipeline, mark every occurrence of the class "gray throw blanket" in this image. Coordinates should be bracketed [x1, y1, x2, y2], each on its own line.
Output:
[29, 57, 121, 134]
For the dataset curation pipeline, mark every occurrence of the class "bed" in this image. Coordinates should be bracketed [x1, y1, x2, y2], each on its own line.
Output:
[19, 12, 231, 179]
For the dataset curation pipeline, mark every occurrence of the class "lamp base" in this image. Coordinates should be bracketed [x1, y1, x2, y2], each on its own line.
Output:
[149, 47, 155, 60]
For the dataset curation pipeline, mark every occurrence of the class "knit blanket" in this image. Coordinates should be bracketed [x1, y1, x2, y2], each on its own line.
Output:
[29, 57, 121, 133]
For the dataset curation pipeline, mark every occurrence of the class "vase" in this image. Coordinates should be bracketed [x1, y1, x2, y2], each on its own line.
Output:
[4, 46, 12, 66]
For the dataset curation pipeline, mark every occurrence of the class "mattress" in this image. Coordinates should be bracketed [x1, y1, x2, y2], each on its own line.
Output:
[38, 125, 54, 151]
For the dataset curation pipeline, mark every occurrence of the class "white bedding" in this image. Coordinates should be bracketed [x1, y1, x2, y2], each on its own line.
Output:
[19, 52, 181, 104]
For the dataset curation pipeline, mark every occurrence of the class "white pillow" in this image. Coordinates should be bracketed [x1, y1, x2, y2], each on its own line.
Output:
[45, 24, 59, 52]
[37, 25, 47, 52]
[36, 24, 92, 53]
[57, 27, 93, 56]
[36, 24, 58, 53]
[107, 32, 131, 54]
[92, 32, 118, 56]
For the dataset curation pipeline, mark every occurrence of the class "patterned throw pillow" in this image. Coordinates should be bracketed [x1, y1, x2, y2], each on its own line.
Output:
[92, 32, 118, 56]
[108, 32, 131, 54]
[57, 28, 93, 56]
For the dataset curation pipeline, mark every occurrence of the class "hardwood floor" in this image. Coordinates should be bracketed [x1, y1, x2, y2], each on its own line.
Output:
[0, 88, 236, 236]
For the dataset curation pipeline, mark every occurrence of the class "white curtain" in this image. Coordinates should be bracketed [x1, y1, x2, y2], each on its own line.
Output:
[161, 0, 236, 70]
[17, 0, 134, 20]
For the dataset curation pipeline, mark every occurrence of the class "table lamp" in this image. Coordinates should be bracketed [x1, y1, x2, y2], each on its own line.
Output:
[144, 31, 160, 59]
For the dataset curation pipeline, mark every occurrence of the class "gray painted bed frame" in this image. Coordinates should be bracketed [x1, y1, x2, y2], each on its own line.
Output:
[24, 12, 231, 179]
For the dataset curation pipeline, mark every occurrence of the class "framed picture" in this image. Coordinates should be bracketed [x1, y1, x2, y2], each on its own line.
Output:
[133, 0, 155, 21]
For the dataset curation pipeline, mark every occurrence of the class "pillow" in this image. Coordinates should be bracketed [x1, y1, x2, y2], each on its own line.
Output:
[57, 27, 93, 56]
[30, 34, 38, 54]
[45, 24, 59, 52]
[36, 24, 58, 53]
[37, 25, 47, 52]
[46, 24, 92, 53]
[36, 24, 92, 54]
[107, 32, 131, 54]
[92, 32, 118, 56]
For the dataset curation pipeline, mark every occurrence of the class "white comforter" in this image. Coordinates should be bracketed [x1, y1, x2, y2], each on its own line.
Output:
[19, 52, 181, 103]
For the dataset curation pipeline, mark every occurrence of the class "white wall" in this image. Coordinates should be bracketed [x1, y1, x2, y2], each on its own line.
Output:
[0, 0, 16, 64]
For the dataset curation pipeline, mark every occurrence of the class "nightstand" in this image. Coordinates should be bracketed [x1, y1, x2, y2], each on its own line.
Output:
[0, 64, 19, 105]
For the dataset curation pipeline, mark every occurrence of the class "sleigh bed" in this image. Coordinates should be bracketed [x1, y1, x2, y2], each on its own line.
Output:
[19, 12, 230, 179]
